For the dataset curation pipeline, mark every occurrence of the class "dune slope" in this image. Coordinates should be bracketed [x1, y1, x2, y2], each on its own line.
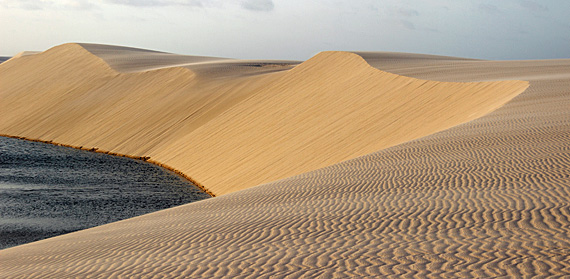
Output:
[1, 44, 527, 196]
[160, 51, 528, 194]
[0, 43, 295, 194]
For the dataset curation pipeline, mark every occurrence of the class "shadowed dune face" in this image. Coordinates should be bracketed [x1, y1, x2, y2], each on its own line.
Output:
[356, 51, 570, 82]
[78, 43, 300, 77]
[4, 44, 570, 278]
[0, 44, 527, 196]
[77, 43, 228, 73]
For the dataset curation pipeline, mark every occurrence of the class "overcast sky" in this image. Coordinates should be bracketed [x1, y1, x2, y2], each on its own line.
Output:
[1, 0, 568, 60]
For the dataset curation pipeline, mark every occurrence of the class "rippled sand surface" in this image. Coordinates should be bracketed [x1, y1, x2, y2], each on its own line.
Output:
[1, 44, 569, 278]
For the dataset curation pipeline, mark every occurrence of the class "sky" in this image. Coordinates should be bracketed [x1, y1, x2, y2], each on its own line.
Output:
[1, 0, 569, 60]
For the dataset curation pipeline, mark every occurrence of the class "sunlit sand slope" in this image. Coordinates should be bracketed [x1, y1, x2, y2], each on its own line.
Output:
[0, 43, 296, 184]
[0, 44, 527, 196]
[163, 51, 528, 195]
[4, 47, 569, 278]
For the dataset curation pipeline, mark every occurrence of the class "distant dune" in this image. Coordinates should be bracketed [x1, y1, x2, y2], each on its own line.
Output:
[1, 43, 570, 278]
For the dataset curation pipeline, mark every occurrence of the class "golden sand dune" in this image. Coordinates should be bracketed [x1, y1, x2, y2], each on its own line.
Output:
[0, 43, 527, 196]
[161, 51, 528, 195]
[2, 44, 570, 278]
[0, 43, 296, 195]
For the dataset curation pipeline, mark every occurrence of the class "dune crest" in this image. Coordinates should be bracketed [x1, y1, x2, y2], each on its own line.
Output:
[1, 44, 528, 196]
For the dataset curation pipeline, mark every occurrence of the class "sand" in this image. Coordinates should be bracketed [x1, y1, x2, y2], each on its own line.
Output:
[1, 43, 570, 278]
[0, 43, 527, 195]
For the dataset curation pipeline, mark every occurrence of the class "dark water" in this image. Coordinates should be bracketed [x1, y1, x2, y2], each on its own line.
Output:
[0, 136, 210, 249]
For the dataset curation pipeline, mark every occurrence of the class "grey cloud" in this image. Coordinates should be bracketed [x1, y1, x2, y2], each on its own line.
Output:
[426, 27, 440, 33]
[400, 20, 415, 30]
[396, 7, 419, 17]
[65, 0, 96, 10]
[0, 0, 53, 10]
[109, 0, 203, 7]
[0, 0, 95, 10]
[108, 0, 273, 11]
[241, 0, 274, 11]
[366, 4, 379, 13]
[0, 0, 272, 11]
[478, 3, 500, 14]
[518, 0, 548, 12]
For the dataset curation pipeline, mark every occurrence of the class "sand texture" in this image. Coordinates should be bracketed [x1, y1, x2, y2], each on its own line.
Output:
[2, 44, 570, 278]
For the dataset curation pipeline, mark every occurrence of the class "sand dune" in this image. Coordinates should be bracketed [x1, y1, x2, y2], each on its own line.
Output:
[0, 43, 297, 194]
[161, 52, 527, 195]
[2, 44, 570, 278]
[0, 43, 527, 195]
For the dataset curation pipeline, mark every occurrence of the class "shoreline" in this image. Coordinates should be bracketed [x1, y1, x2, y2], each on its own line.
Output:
[0, 134, 216, 197]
